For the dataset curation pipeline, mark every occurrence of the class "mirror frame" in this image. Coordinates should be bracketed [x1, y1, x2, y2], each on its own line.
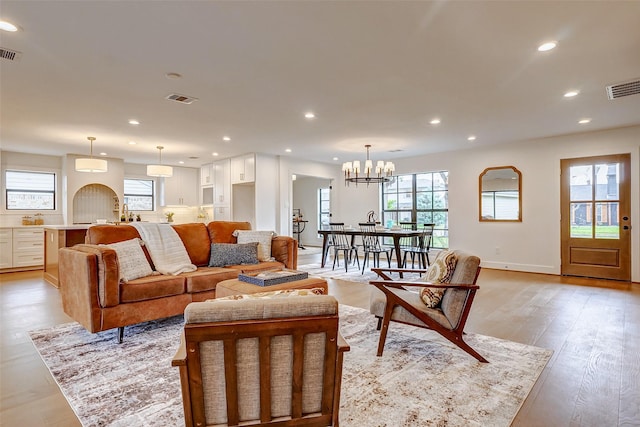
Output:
[479, 166, 522, 222]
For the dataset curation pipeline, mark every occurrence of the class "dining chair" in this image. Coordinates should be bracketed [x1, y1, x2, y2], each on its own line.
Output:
[358, 222, 393, 274]
[328, 222, 359, 272]
[402, 223, 435, 268]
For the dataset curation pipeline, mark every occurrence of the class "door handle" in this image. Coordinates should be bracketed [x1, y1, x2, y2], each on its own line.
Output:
[622, 225, 630, 230]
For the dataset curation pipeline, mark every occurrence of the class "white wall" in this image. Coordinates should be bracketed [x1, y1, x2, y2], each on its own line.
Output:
[391, 125, 640, 281]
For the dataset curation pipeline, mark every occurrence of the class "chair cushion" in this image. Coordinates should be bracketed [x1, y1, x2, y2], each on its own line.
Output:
[214, 287, 325, 301]
[102, 238, 153, 282]
[234, 230, 275, 261]
[419, 250, 458, 307]
[208, 242, 259, 267]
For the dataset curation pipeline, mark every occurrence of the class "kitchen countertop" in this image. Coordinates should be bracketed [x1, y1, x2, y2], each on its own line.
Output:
[43, 224, 92, 230]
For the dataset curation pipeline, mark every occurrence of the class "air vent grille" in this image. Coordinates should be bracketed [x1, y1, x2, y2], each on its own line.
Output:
[0, 47, 22, 61]
[606, 79, 640, 100]
[165, 93, 198, 104]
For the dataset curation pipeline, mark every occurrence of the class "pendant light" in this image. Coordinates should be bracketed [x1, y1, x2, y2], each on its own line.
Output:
[147, 146, 173, 177]
[342, 144, 394, 186]
[75, 137, 108, 173]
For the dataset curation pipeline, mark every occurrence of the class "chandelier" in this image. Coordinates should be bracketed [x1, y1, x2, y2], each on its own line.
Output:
[342, 144, 395, 186]
[75, 137, 108, 173]
[147, 146, 173, 177]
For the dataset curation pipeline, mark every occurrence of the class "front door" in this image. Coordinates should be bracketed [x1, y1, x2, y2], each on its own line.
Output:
[560, 154, 631, 281]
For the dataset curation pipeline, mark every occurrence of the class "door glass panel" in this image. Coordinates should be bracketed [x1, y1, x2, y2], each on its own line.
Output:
[570, 202, 592, 238]
[595, 163, 619, 200]
[570, 165, 592, 201]
[595, 202, 619, 239]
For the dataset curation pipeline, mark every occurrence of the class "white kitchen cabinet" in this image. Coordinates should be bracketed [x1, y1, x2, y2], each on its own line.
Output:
[161, 167, 198, 206]
[11, 227, 44, 268]
[213, 159, 231, 206]
[200, 163, 213, 186]
[230, 154, 255, 184]
[213, 205, 231, 221]
[0, 229, 12, 269]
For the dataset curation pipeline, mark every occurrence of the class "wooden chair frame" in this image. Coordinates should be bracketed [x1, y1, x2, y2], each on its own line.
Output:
[173, 314, 350, 427]
[370, 266, 487, 363]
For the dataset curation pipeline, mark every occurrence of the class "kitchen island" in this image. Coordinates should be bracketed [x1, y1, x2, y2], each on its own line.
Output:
[44, 225, 90, 287]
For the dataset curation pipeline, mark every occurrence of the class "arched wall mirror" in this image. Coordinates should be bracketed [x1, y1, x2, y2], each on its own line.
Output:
[479, 166, 522, 222]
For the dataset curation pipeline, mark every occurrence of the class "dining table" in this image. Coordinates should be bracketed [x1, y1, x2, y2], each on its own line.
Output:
[317, 227, 424, 269]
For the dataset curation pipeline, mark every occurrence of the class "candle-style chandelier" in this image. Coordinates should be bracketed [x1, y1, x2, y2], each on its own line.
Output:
[342, 144, 395, 186]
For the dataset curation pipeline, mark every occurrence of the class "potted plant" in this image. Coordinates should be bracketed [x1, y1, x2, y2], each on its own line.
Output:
[165, 212, 174, 223]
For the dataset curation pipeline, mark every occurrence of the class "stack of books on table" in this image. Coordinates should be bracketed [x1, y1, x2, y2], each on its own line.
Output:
[238, 269, 309, 287]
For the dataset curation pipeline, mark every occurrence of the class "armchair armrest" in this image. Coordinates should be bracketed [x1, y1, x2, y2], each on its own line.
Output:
[372, 267, 427, 280]
[337, 331, 350, 353]
[369, 279, 480, 290]
[172, 333, 187, 367]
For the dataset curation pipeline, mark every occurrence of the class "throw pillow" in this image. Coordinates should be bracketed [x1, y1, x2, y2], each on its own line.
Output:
[419, 250, 458, 308]
[212, 287, 326, 301]
[103, 238, 153, 282]
[233, 230, 275, 262]
[209, 242, 259, 267]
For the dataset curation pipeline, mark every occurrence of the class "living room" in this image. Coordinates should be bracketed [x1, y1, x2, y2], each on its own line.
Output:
[2, 1, 640, 426]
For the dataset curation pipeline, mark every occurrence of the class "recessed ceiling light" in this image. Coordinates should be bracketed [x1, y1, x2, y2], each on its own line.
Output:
[537, 41, 557, 52]
[564, 90, 579, 98]
[285, 148, 292, 153]
[333, 157, 339, 161]
[128, 141, 136, 145]
[430, 118, 441, 125]
[578, 118, 592, 124]
[223, 136, 231, 142]
[128, 119, 140, 125]
[179, 161, 184, 164]
[467, 135, 477, 141]
[304, 112, 315, 119]
[0, 21, 18, 32]
[212, 152, 219, 157]
[99, 152, 107, 156]
[165, 72, 182, 79]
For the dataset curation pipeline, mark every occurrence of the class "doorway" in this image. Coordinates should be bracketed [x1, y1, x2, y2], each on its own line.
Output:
[560, 153, 631, 280]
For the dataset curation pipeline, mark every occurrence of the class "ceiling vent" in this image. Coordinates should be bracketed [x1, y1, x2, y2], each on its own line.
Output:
[606, 79, 640, 100]
[165, 93, 198, 104]
[0, 47, 22, 61]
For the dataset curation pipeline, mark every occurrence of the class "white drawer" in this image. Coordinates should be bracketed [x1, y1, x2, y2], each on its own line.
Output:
[13, 238, 44, 252]
[12, 252, 44, 267]
[13, 227, 43, 242]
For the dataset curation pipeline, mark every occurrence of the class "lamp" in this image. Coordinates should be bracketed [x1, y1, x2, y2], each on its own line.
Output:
[147, 146, 173, 177]
[75, 137, 108, 173]
[342, 144, 394, 186]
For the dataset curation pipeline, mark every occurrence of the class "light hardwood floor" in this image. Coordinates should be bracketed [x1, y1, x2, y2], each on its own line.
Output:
[1, 251, 639, 426]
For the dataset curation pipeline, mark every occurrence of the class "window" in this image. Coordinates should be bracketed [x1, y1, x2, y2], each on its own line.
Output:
[381, 171, 449, 248]
[5, 170, 56, 210]
[124, 179, 154, 211]
[319, 187, 331, 228]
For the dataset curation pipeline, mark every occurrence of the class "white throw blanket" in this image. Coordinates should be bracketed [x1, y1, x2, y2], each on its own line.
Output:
[131, 223, 197, 275]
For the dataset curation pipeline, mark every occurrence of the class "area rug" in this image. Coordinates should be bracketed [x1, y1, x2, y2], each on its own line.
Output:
[29, 305, 552, 427]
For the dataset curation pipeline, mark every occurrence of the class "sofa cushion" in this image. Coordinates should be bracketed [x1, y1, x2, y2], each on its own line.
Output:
[226, 261, 285, 274]
[419, 250, 458, 307]
[172, 222, 212, 267]
[209, 242, 259, 267]
[182, 267, 240, 293]
[207, 221, 251, 243]
[103, 238, 154, 282]
[120, 274, 186, 303]
[234, 230, 275, 261]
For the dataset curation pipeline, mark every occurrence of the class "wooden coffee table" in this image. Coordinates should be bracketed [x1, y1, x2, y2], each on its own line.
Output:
[215, 276, 328, 298]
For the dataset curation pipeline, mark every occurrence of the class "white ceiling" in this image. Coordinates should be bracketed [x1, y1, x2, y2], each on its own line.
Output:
[1, 1, 639, 169]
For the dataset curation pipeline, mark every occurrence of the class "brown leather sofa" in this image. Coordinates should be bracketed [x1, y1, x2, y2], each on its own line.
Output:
[58, 221, 297, 341]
